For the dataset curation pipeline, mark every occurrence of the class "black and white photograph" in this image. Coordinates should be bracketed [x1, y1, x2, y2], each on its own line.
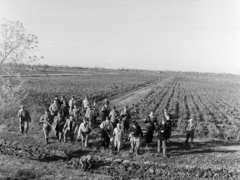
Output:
[0, 0, 240, 179]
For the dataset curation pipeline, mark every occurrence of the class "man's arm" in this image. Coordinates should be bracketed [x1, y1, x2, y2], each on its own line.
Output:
[27, 111, 31, 122]
[17, 110, 21, 117]
[139, 127, 143, 137]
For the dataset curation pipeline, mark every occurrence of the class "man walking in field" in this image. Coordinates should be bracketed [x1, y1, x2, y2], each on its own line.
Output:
[120, 106, 131, 136]
[82, 96, 90, 113]
[155, 119, 168, 157]
[92, 101, 99, 125]
[144, 110, 158, 148]
[164, 108, 173, 143]
[129, 121, 143, 155]
[63, 115, 76, 143]
[101, 102, 111, 122]
[69, 96, 76, 111]
[39, 109, 54, 144]
[77, 117, 92, 147]
[53, 111, 66, 142]
[61, 98, 69, 118]
[49, 99, 61, 118]
[17, 105, 31, 136]
[100, 117, 114, 149]
[185, 119, 195, 147]
[112, 122, 124, 152]
[109, 106, 119, 128]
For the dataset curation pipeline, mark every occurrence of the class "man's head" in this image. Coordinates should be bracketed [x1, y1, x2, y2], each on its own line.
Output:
[124, 106, 128, 110]
[85, 96, 88, 100]
[161, 120, 165, 124]
[117, 123, 121, 129]
[55, 95, 59, 99]
[164, 108, 167, 114]
[72, 96, 75, 99]
[57, 111, 61, 117]
[69, 115, 74, 121]
[106, 117, 110, 123]
[20, 105, 25, 110]
[83, 117, 88, 124]
[132, 121, 138, 127]
[189, 119, 193, 123]
[53, 99, 58, 105]
[149, 110, 154, 117]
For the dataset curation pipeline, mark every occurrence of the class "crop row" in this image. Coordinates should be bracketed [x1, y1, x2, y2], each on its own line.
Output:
[137, 76, 240, 141]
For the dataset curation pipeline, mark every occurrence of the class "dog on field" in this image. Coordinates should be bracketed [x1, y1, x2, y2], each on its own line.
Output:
[79, 155, 93, 170]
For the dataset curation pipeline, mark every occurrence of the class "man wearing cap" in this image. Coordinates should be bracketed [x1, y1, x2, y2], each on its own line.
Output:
[185, 119, 195, 147]
[39, 109, 54, 144]
[63, 115, 76, 143]
[129, 121, 143, 155]
[155, 119, 168, 157]
[77, 117, 92, 147]
[100, 117, 114, 149]
[144, 110, 158, 148]
[17, 105, 31, 136]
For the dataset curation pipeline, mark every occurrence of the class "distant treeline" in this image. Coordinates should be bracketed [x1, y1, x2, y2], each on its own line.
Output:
[1, 62, 238, 77]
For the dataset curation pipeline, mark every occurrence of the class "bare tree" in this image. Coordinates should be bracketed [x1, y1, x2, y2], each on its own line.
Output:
[0, 19, 43, 106]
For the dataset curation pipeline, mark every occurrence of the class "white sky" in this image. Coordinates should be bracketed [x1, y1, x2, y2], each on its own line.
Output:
[0, 0, 240, 74]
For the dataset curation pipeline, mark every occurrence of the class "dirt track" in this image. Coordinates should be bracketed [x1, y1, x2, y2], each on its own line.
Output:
[111, 77, 173, 109]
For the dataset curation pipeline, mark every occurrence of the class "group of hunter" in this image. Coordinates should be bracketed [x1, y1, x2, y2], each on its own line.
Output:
[17, 95, 195, 157]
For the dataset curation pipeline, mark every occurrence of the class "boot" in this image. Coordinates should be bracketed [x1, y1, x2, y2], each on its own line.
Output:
[46, 138, 49, 144]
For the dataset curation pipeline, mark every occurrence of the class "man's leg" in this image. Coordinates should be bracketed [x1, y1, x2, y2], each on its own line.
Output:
[63, 130, 68, 143]
[43, 127, 49, 144]
[106, 136, 110, 149]
[135, 137, 141, 155]
[70, 132, 74, 142]
[59, 132, 62, 142]
[24, 121, 29, 136]
[157, 139, 161, 154]
[162, 140, 167, 157]
[19, 121, 24, 135]
[130, 137, 134, 153]
[185, 133, 190, 145]
[190, 132, 194, 146]
[85, 134, 89, 147]
[117, 140, 121, 152]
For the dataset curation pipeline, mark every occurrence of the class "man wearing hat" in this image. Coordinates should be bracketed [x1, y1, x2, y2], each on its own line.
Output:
[17, 105, 31, 136]
[155, 119, 168, 157]
[164, 108, 173, 143]
[144, 110, 158, 148]
[63, 115, 76, 143]
[100, 117, 114, 149]
[129, 121, 143, 155]
[39, 109, 54, 144]
[185, 119, 195, 147]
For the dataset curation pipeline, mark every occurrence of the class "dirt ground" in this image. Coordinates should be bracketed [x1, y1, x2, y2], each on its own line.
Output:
[0, 78, 240, 179]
